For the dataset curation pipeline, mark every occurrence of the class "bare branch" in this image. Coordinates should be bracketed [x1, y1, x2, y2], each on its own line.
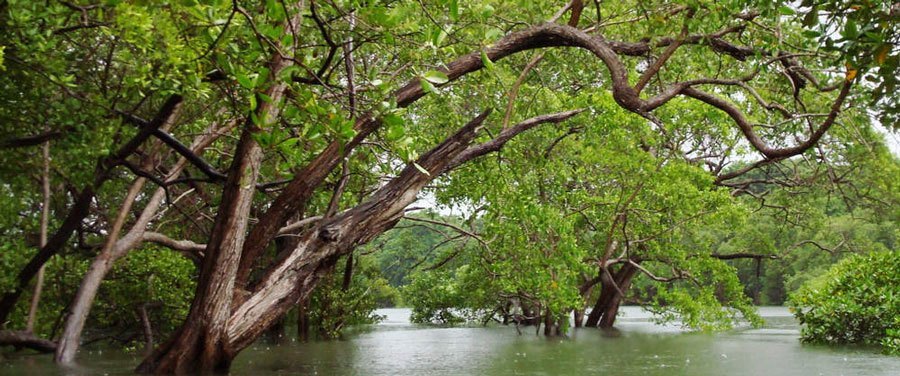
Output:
[451, 109, 586, 168]
[401, 216, 488, 249]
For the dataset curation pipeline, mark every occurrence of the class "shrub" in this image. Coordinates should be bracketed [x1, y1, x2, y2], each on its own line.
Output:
[789, 250, 899, 354]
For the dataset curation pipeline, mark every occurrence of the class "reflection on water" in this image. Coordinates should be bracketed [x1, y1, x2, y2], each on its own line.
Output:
[2, 307, 898, 375]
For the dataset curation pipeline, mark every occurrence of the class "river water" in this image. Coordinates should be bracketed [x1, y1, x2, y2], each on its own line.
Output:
[2, 307, 898, 375]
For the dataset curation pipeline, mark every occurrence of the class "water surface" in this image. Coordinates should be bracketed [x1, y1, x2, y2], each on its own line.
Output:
[2, 307, 897, 375]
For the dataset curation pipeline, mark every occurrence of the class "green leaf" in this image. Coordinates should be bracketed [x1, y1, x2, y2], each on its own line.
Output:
[236, 73, 254, 89]
[278, 65, 301, 82]
[802, 30, 821, 38]
[842, 20, 858, 39]
[778, 6, 795, 15]
[484, 28, 504, 42]
[481, 51, 495, 71]
[249, 94, 258, 111]
[423, 70, 449, 84]
[255, 67, 270, 88]
[384, 113, 405, 141]
[480, 4, 495, 18]
[413, 162, 431, 176]
[449, 0, 459, 21]
[420, 78, 437, 93]
[432, 28, 448, 47]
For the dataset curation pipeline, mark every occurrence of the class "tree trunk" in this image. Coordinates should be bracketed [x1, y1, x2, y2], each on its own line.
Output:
[137, 126, 265, 374]
[56, 177, 148, 363]
[585, 262, 639, 328]
[341, 252, 354, 291]
[297, 297, 310, 342]
[542, 308, 562, 336]
[25, 134, 51, 333]
[0, 330, 57, 353]
[138, 303, 155, 357]
[573, 309, 585, 328]
[264, 317, 286, 344]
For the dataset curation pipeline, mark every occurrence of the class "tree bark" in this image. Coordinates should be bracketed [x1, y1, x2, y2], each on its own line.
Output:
[138, 127, 264, 374]
[573, 309, 585, 328]
[55, 99, 191, 364]
[138, 46, 295, 372]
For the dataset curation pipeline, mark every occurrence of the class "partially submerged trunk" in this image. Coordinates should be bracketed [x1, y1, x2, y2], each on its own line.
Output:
[542, 308, 563, 336]
[137, 127, 266, 374]
[55, 177, 149, 363]
[297, 297, 310, 342]
[138, 47, 297, 372]
[0, 330, 57, 353]
[138, 110, 503, 373]
[584, 262, 639, 329]
[138, 304, 155, 357]
[573, 309, 585, 328]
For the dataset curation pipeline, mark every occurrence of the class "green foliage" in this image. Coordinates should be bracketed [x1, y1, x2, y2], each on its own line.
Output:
[92, 247, 197, 344]
[789, 250, 900, 354]
[790, 1, 899, 127]
[0, 245, 196, 348]
[0, 0, 895, 356]
[403, 265, 496, 325]
[306, 255, 394, 339]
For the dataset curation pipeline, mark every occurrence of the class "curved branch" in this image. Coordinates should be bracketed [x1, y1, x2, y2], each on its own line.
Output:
[682, 79, 852, 160]
[710, 252, 779, 260]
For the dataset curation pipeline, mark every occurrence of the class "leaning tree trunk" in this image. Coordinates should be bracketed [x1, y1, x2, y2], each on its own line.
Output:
[55, 177, 148, 363]
[137, 109, 490, 372]
[135, 19, 586, 370]
[0, 96, 183, 327]
[54, 105, 234, 364]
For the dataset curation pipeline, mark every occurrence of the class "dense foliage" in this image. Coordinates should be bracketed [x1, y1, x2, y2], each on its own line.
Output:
[0, 0, 897, 372]
[1, 247, 195, 349]
[789, 250, 900, 354]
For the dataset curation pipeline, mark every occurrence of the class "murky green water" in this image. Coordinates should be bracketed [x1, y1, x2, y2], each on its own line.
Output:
[2, 307, 897, 375]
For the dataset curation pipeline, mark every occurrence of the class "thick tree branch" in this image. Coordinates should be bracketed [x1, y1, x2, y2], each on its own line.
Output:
[711, 252, 779, 260]
[0, 330, 57, 353]
[143, 232, 206, 255]
[1, 130, 64, 148]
